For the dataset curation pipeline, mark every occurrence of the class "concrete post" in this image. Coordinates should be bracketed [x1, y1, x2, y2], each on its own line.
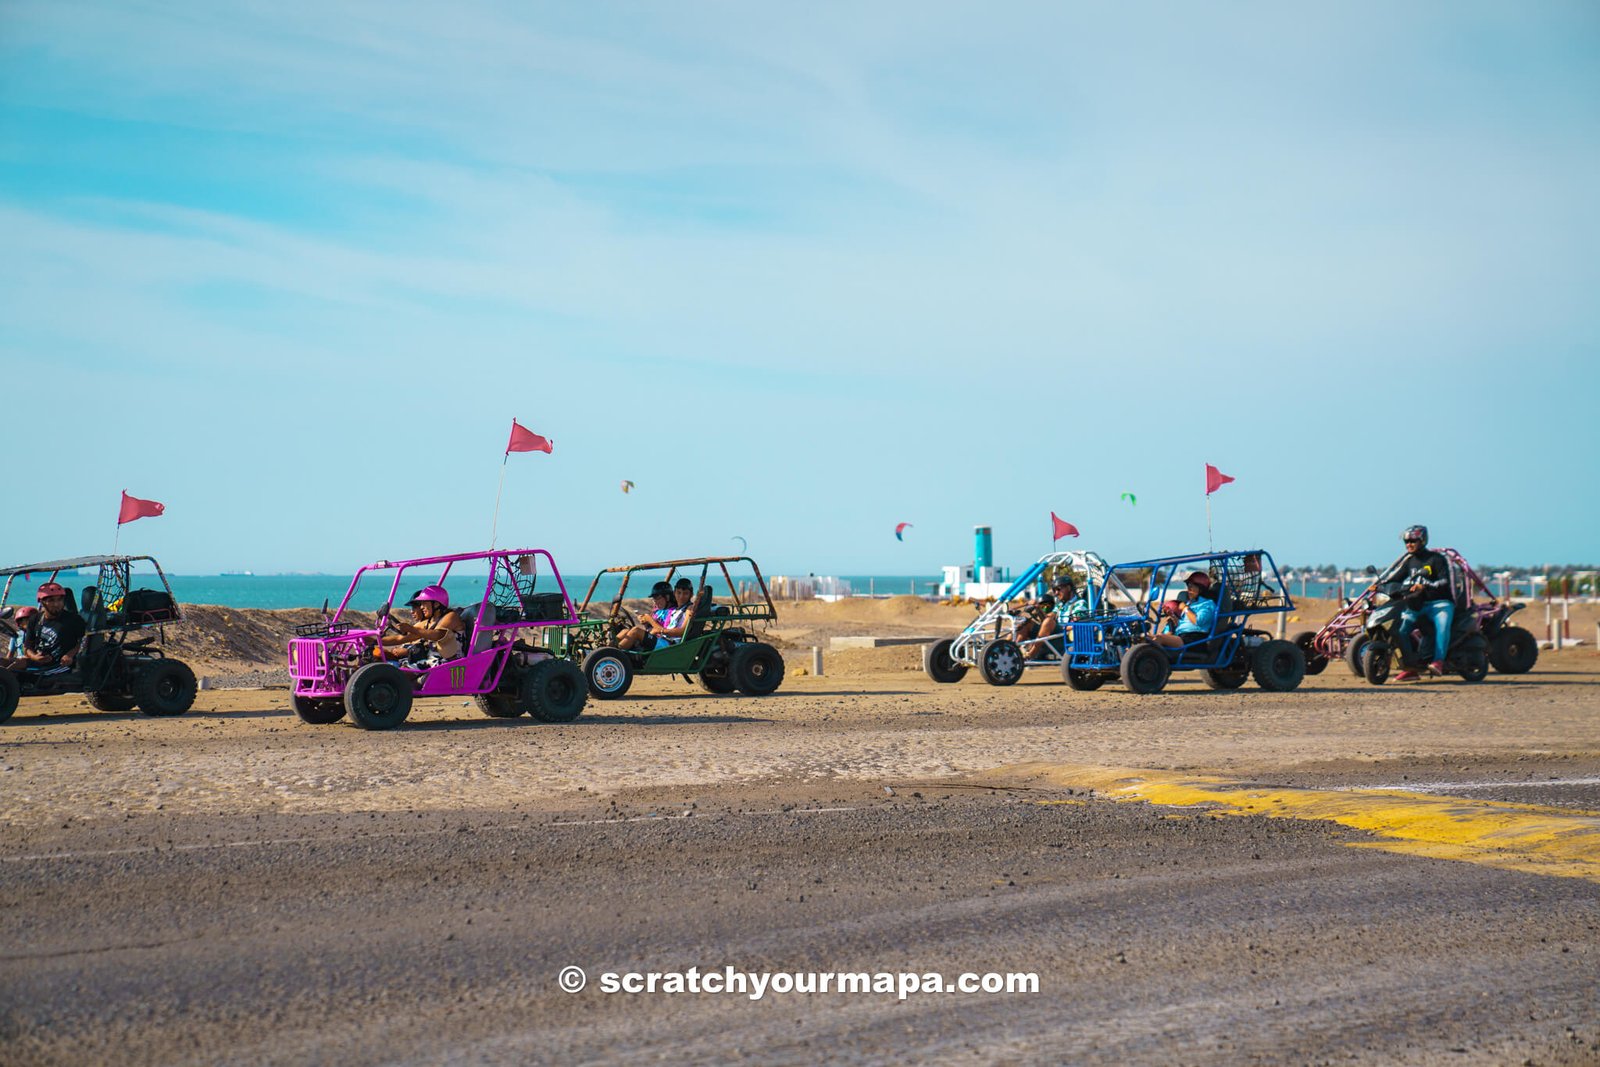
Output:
[1553, 626, 1564, 652]
[811, 646, 823, 676]
[1276, 612, 1287, 639]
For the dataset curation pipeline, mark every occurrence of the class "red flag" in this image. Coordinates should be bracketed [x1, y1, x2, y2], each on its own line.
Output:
[1051, 512, 1079, 540]
[506, 420, 553, 455]
[118, 491, 165, 525]
[1205, 464, 1235, 495]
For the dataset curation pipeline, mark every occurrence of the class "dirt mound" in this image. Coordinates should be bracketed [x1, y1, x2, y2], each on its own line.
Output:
[160, 605, 375, 673]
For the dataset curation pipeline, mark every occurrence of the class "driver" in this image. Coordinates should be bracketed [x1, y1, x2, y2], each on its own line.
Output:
[1152, 571, 1217, 648]
[1382, 525, 1454, 681]
[616, 581, 690, 651]
[374, 585, 464, 668]
[0, 582, 85, 674]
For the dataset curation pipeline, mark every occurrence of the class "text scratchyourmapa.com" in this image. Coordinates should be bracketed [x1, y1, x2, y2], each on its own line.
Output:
[559, 966, 1039, 1001]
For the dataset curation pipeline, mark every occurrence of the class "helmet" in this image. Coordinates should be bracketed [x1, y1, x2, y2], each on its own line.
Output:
[673, 577, 694, 591]
[36, 581, 68, 602]
[1161, 600, 1183, 617]
[1052, 574, 1075, 591]
[1402, 525, 1428, 546]
[1182, 571, 1212, 590]
[649, 581, 673, 598]
[13, 606, 37, 621]
[407, 585, 449, 607]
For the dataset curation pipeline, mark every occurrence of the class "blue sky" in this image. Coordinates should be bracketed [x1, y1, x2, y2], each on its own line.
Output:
[2, 1, 1596, 576]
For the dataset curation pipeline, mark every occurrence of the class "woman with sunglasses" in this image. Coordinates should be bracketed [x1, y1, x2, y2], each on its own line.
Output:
[616, 581, 691, 652]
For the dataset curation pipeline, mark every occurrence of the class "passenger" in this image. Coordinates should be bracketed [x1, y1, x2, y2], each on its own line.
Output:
[374, 585, 464, 668]
[1382, 525, 1454, 680]
[2, 606, 38, 661]
[617, 581, 690, 651]
[1, 582, 85, 674]
[1152, 571, 1217, 649]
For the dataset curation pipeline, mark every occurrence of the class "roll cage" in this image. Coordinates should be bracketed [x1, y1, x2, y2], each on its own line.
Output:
[1068, 549, 1295, 673]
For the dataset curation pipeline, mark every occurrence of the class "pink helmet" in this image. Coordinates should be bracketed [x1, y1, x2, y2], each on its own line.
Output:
[36, 581, 68, 602]
[408, 585, 449, 608]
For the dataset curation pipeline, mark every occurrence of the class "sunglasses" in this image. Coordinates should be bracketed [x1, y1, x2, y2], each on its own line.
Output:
[1404, 539, 1421, 545]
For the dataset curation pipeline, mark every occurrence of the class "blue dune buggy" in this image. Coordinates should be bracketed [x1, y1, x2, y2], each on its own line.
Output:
[1060, 550, 1307, 694]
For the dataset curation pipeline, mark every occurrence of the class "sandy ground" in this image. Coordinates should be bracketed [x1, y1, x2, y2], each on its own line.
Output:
[3, 597, 1598, 1064]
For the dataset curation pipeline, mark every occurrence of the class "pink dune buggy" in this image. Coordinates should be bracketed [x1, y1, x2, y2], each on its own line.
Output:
[287, 549, 586, 730]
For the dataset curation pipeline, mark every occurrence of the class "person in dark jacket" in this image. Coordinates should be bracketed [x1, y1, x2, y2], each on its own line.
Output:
[1380, 525, 1454, 680]
[0, 582, 85, 675]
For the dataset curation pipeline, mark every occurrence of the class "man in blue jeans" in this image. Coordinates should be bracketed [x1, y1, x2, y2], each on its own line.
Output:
[1382, 525, 1455, 681]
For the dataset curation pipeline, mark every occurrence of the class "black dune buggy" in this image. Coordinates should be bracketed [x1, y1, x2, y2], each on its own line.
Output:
[0, 555, 197, 723]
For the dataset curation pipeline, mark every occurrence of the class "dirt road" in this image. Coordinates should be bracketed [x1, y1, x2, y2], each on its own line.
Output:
[3, 649, 1598, 1064]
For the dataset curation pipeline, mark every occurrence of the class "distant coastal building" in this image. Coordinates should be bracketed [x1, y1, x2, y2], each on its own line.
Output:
[939, 526, 1012, 600]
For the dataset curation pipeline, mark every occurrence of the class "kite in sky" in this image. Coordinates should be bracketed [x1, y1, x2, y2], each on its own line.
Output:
[620, 480, 635, 494]
[1121, 492, 1137, 506]
[894, 522, 913, 542]
[732, 535, 748, 553]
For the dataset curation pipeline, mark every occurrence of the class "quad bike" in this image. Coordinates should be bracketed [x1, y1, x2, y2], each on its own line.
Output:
[1298, 548, 1533, 680]
[1358, 592, 1489, 685]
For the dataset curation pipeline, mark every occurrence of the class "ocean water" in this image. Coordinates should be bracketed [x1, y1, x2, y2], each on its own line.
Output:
[0, 570, 1378, 612]
[0, 571, 947, 611]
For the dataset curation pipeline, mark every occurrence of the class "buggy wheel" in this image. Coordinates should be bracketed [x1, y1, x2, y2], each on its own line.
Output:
[729, 642, 785, 696]
[582, 647, 634, 700]
[132, 660, 198, 717]
[87, 690, 137, 713]
[1362, 643, 1391, 686]
[1119, 644, 1170, 695]
[344, 663, 413, 730]
[1457, 647, 1489, 683]
[1488, 626, 1538, 674]
[923, 638, 969, 684]
[474, 692, 522, 718]
[523, 658, 588, 722]
[1344, 635, 1369, 678]
[293, 694, 346, 724]
[1202, 666, 1250, 690]
[1061, 664, 1107, 691]
[1252, 640, 1306, 692]
[977, 640, 1025, 687]
[1291, 631, 1327, 675]
[697, 659, 738, 694]
[0, 669, 17, 724]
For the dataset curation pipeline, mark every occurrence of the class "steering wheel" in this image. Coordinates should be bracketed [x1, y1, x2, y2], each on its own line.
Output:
[611, 603, 640, 631]
[375, 602, 399, 633]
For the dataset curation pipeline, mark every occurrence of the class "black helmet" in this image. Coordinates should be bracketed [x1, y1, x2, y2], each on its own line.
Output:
[674, 577, 693, 591]
[649, 581, 673, 598]
[1402, 525, 1428, 547]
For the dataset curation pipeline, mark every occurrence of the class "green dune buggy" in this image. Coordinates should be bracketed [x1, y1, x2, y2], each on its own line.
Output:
[544, 556, 785, 699]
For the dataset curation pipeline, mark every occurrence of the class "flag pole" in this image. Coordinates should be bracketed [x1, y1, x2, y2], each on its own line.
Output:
[489, 455, 508, 550]
[1205, 492, 1213, 553]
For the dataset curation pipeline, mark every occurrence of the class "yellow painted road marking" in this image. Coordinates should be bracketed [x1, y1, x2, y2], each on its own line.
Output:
[976, 762, 1600, 884]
